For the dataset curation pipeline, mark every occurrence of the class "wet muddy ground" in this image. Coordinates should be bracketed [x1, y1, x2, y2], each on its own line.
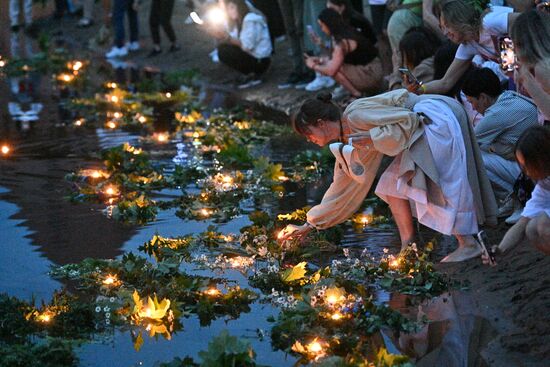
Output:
[1, 1, 549, 366]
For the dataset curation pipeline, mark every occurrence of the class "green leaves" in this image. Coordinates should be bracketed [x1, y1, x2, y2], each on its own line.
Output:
[198, 330, 257, 367]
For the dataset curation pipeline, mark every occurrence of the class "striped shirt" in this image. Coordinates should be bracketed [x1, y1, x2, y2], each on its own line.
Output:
[475, 91, 539, 160]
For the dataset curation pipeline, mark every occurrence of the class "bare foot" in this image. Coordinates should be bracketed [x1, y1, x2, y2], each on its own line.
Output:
[440, 245, 482, 263]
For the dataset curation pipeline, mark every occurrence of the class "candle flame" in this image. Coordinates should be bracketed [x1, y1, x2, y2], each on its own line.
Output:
[155, 132, 169, 143]
[308, 341, 323, 353]
[165, 92, 172, 98]
[106, 121, 117, 129]
[107, 82, 117, 89]
[102, 274, 119, 285]
[205, 288, 220, 296]
[58, 73, 74, 82]
[71, 61, 83, 71]
[137, 115, 147, 123]
[331, 312, 343, 320]
[1, 145, 10, 155]
[389, 257, 401, 269]
[104, 185, 119, 197]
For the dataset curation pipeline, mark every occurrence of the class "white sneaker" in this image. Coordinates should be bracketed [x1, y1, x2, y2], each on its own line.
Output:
[126, 41, 140, 51]
[331, 85, 349, 100]
[209, 49, 219, 63]
[505, 207, 524, 225]
[305, 74, 335, 92]
[105, 46, 128, 59]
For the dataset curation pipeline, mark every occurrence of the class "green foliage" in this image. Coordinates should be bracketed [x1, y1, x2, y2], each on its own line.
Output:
[0, 339, 78, 367]
[0, 294, 34, 343]
[217, 142, 254, 169]
[198, 330, 260, 367]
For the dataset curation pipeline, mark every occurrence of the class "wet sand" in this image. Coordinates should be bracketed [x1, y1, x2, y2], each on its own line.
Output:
[0, 1, 548, 366]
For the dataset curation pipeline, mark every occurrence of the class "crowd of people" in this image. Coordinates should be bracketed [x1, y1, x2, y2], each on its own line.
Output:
[8, 0, 550, 262]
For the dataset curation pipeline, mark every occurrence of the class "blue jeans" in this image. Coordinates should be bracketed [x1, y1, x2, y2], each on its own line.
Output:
[112, 0, 139, 48]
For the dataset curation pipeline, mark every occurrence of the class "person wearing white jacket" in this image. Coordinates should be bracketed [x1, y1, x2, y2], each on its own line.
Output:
[208, 0, 272, 88]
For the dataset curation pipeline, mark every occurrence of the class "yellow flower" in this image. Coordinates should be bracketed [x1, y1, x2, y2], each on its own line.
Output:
[132, 290, 171, 321]
[146, 322, 172, 340]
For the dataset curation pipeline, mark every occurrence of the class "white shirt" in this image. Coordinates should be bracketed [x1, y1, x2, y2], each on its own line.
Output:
[455, 6, 513, 61]
[522, 177, 550, 218]
[238, 12, 272, 59]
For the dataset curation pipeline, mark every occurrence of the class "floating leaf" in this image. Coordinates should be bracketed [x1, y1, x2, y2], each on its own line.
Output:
[281, 262, 307, 283]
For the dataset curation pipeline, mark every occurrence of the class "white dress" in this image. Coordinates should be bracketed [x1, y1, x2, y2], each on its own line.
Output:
[375, 99, 479, 235]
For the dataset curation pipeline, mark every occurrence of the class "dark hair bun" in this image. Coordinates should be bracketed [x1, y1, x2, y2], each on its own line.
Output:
[316, 92, 333, 103]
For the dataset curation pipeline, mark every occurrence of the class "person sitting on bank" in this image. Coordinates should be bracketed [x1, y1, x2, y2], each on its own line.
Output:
[406, 0, 518, 96]
[388, 26, 441, 91]
[304, 8, 383, 98]
[461, 68, 539, 204]
[483, 126, 550, 263]
[205, 0, 272, 89]
[279, 90, 497, 262]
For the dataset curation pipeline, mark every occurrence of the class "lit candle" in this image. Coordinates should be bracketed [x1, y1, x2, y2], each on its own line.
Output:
[104, 185, 119, 197]
[0, 59, 6, 68]
[1, 145, 10, 155]
[306, 339, 326, 360]
[389, 257, 401, 269]
[102, 274, 119, 286]
[113, 112, 122, 119]
[109, 95, 119, 103]
[74, 118, 84, 126]
[155, 132, 169, 143]
[165, 92, 171, 98]
[106, 121, 117, 129]
[204, 287, 220, 296]
[107, 82, 117, 89]
[37, 311, 55, 323]
[58, 73, 74, 82]
[200, 208, 212, 217]
[71, 61, 83, 71]
[137, 115, 147, 123]
[277, 175, 289, 182]
[330, 312, 343, 320]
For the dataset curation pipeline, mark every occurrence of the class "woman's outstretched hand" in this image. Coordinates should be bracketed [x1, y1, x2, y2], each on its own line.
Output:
[277, 223, 313, 243]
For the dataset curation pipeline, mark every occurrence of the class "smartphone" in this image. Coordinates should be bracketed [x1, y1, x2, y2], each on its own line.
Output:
[477, 230, 496, 264]
[306, 24, 315, 36]
[499, 36, 516, 72]
[398, 68, 421, 86]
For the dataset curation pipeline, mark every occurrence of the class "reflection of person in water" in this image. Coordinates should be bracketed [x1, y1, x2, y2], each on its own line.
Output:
[279, 90, 498, 262]
[483, 126, 550, 262]
[8, 32, 42, 132]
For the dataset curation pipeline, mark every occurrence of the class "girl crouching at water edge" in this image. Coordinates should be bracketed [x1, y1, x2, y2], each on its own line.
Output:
[279, 90, 498, 262]
[483, 126, 550, 264]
